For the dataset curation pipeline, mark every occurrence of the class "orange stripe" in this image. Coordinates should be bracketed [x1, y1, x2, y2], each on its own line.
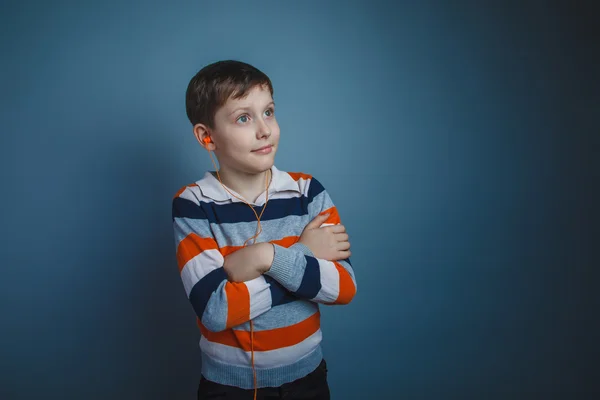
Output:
[173, 183, 197, 199]
[272, 236, 300, 248]
[176, 233, 219, 272]
[219, 245, 242, 257]
[320, 206, 341, 225]
[288, 172, 312, 181]
[198, 311, 320, 351]
[224, 282, 251, 329]
[333, 262, 356, 304]
[219, 236, 300, 257]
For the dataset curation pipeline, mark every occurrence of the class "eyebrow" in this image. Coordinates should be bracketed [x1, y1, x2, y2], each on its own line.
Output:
[228, 101, 275, 116]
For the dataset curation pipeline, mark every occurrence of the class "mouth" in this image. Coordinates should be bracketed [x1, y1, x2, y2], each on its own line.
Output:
[252, 144, 273, 154]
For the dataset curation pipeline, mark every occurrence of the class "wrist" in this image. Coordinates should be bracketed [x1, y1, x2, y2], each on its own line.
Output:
[259, 242, 275, 273]
[291, 242, 315, 257]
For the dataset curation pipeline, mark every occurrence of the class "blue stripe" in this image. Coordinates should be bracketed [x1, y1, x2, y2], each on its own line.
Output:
[264, 275, 297, 306]
[176, 197, 308, 224]
[306, 177, 325, 202]
[296, 256, 321, 299]
[173, 177, 326, 223]
[188, 267, 227, 318]
[172, 197, 205, 221]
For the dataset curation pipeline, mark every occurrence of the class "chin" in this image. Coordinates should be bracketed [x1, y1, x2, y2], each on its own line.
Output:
[252, 155, 276, 172]
[256, 161, 275, 173]
[238, 160, 274, 175]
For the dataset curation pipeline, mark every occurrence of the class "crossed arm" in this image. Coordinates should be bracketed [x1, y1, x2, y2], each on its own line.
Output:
[172, 179, 357, 332]
[224, 211, 350, 279]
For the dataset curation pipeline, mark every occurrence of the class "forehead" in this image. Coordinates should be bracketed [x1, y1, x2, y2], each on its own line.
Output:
[221, 85, 273, 110]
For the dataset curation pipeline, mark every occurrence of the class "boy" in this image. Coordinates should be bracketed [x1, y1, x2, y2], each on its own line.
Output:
[172, 60, 357, 400]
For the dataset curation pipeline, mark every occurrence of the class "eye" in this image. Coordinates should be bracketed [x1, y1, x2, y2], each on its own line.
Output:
[236, 114, 249, 124]
[264, 108, 275, 117]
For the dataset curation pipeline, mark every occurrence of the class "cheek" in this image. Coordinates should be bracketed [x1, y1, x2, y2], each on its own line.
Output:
[219, 129, 248, 152]
[271, 123, 281, 142]
[229, 137, 255, 156]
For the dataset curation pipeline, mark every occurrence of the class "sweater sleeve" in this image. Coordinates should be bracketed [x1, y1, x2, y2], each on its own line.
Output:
[265, 177, 357, 305]
[172, 191, 289, 332]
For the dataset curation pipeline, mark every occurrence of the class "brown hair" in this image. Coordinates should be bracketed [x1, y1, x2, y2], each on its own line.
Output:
[185, 60, 274, 129]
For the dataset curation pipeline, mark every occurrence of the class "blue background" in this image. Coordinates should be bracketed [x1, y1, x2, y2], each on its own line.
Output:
[1, 1, 597, 399]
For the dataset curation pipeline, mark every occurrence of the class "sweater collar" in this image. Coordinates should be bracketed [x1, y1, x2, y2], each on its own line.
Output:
[197, 165, 301, 203]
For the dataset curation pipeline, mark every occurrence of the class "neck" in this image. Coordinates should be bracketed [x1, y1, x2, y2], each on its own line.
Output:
[216, 165, 271, 204]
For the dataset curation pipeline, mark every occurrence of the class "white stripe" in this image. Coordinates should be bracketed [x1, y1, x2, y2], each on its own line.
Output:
[267, 190, 303, 201]
[245, 277, 273, 319]
[199, 329, 322, 368]
[181, 183, 233, 205]
[312, 259, 340, 303]
[178, 185, 201, 204]
[297, 177, 311, 196]
[178, 175, 312, 203]
[182, 176, 307, 204]
[180, 249, 224, 296]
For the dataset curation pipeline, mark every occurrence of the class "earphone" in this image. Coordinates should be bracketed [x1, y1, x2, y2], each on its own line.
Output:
[203, 134, 267, 400]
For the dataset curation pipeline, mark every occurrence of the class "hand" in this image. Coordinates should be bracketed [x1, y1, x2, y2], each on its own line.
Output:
[223, 243, 274, 282]
[299, 213, 351, 261]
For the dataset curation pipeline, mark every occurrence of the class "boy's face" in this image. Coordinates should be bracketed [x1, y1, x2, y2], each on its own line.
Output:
[207, 84, 280, 175]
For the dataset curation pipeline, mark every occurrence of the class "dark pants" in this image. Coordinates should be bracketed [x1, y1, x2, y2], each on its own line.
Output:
[197, 359, 330, 400]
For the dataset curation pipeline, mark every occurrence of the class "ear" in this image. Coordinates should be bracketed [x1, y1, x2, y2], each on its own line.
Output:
[193, 123, 216, 151]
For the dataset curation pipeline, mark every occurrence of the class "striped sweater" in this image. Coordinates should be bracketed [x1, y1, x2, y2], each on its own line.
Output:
[172, 165, 357, 389]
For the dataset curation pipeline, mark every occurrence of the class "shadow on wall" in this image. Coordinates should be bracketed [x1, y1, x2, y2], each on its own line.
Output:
[72, 122, 204, 399]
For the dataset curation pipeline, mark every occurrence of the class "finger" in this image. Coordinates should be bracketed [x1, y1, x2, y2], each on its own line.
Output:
[336, 241, 351, 251]
[335, 233, 349, 242]
[335, 250, 351, 260]
[326, 224, 346, 233]
[305, 213, 330, 229]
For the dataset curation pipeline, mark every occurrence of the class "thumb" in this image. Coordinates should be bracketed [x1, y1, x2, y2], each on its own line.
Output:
[305, 213, 330, 229]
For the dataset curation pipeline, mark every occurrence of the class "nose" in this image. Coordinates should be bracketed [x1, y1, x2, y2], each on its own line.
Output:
[256, 118, 271, 138]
